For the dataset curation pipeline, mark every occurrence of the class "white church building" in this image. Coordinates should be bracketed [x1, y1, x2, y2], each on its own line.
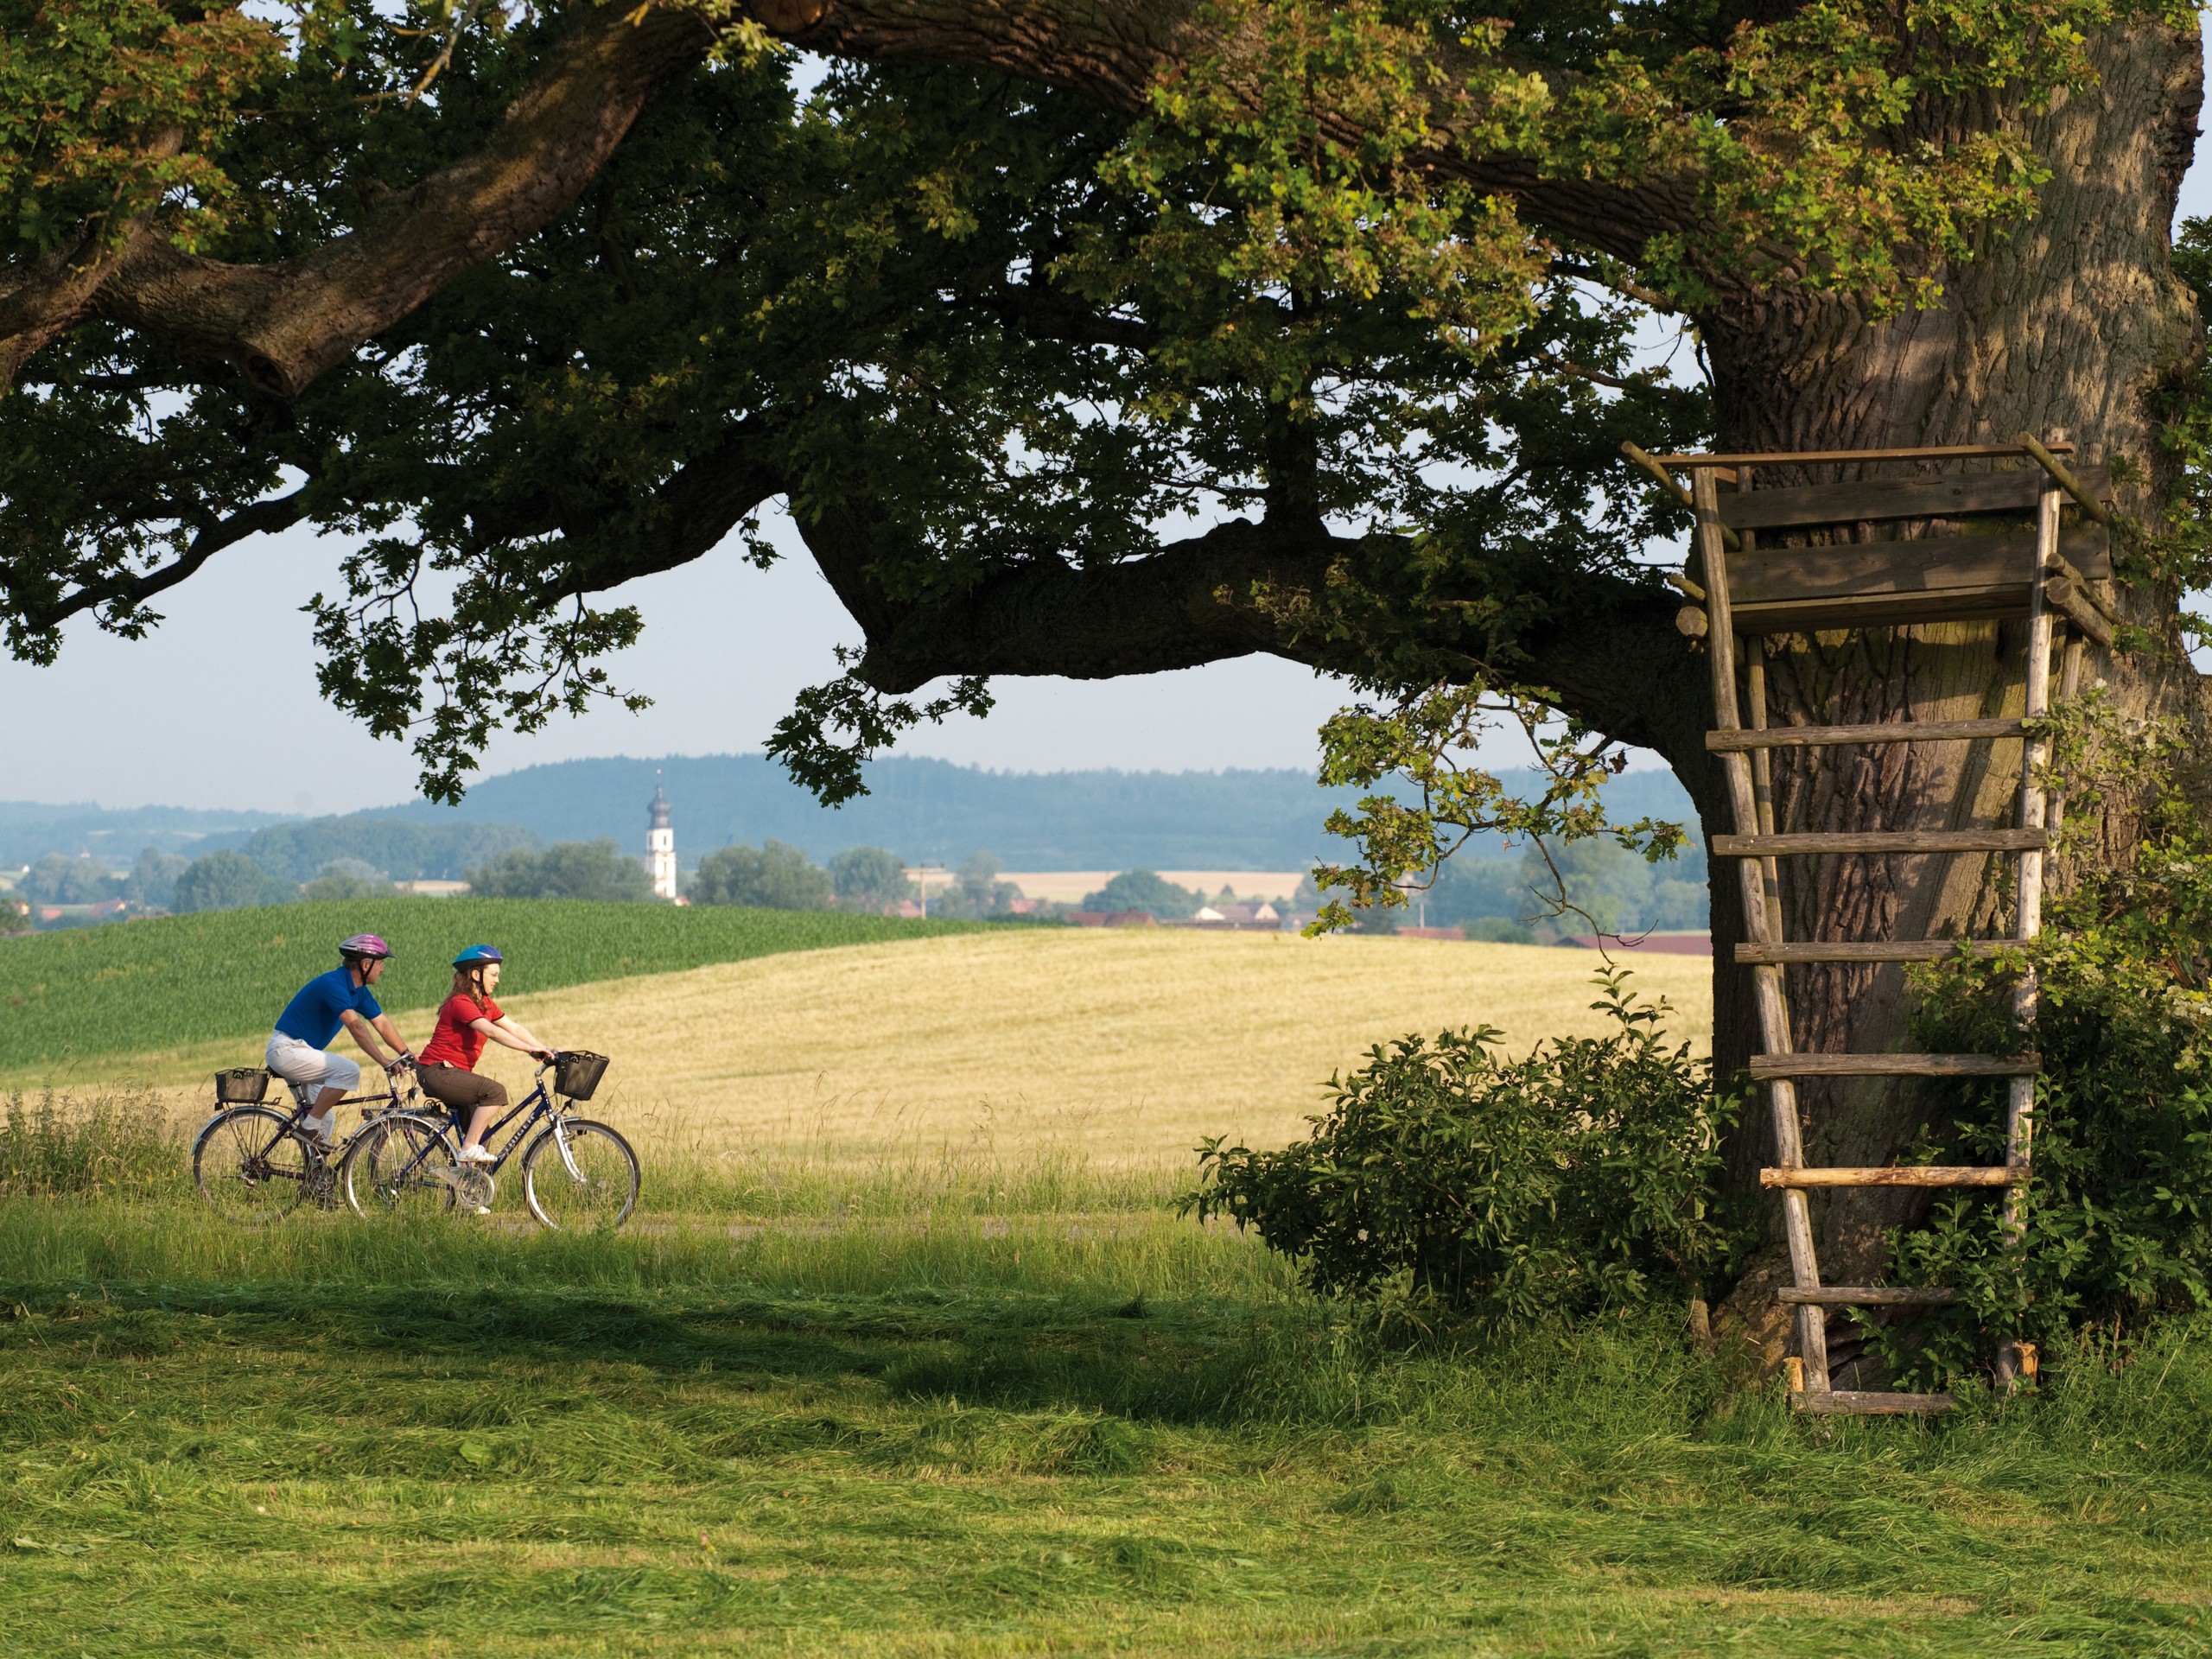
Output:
[646, 782, 678, 900]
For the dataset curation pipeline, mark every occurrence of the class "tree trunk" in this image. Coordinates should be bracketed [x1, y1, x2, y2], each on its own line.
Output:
[1671, 18, 2211, 1369]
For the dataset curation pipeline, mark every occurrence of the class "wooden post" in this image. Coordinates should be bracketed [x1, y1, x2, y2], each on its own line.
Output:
[2006, 480, 2056, 1242]
[1694, 465, 1829, 1395]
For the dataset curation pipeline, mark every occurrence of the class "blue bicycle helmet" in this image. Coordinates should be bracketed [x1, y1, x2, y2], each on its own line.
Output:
[452, 944, 505, 967]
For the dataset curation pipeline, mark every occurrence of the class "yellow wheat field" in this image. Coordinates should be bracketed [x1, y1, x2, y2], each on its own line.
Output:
[449, 929, 1713, 1169]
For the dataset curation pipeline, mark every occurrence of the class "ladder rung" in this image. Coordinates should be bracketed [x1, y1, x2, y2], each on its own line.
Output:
[1795, 1389, 1958, 1415]
[1736, 940, 2015, 963]
[1713, 830, 2047, 856]
[1707, 719, 2025, 752]
[1751, 1052, 2037, 1078]
[1761, 1166, 2024, 1189]
[1779, 1286, 1961, 1306]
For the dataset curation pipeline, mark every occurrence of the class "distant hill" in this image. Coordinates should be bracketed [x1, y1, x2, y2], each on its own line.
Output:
[371, 753, 1701, 871]
[2, 756, 1703, 878]
[0, 801, 289, 870]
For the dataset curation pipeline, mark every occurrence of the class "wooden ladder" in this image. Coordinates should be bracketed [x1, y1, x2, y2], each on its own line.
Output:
[1643, 438, 2115, 1415]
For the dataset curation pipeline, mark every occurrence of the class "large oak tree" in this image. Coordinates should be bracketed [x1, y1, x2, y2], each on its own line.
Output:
[6, 0, 2209, 1363]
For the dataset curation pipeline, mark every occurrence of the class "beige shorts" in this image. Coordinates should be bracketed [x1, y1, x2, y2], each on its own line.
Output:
[265, 1032, 361, 1096]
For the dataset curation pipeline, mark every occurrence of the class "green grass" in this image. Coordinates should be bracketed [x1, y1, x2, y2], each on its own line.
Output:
[5, 1176, 2212, 1656]
[0, 900, 984, 1073]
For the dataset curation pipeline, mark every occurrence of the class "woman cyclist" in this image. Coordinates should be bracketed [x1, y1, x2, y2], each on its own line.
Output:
[414, 944, 559, 1166]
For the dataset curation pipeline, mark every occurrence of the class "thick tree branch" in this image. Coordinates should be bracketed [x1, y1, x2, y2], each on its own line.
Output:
[59, 7, 712, 397]
[6, 486, 312, 640]
[753, 0, 1702, 262]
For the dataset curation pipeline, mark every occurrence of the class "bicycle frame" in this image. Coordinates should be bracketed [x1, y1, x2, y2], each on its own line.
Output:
[197, 1071, 419, 1197]
[388, 1063, 582, 1187]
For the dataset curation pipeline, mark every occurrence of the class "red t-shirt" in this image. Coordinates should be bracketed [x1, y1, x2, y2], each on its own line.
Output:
[419, 992, 505, 1071]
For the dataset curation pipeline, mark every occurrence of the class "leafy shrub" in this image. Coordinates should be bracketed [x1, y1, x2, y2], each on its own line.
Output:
[466, 840, 653, 902]
[688, 841, 831, 910]
[1875, 690, 2212, 1383]
[0, 1090, 176, 1199]
[175, 849, 298, 912]
[1189, 973, 1741, 1329]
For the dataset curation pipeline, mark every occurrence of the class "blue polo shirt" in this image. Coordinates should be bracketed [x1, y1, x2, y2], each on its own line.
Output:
[274, 968, 382, 1049]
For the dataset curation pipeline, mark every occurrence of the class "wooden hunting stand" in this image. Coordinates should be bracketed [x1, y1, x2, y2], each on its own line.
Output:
[1630, 435, 2118, 1415]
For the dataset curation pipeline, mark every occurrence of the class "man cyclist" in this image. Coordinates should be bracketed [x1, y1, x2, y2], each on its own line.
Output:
[267, 934, 416, 1147]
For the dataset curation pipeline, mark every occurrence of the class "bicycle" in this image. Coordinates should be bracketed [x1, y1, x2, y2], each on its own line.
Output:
[192, 1065, 421, 1224]
[340, 1050, 637, 1231]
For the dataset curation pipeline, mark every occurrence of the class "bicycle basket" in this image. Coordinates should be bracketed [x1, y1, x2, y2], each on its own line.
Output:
[554, 1050, 610, 1101]
[214, 1067, 271, 1103]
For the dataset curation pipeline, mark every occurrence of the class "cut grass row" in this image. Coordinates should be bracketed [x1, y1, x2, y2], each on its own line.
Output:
[3, 1192, 2212, 1656]
[0, 900, 985, 1074]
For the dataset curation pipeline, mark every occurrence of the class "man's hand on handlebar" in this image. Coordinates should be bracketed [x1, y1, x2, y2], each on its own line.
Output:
[385, 1052, 416, 1077]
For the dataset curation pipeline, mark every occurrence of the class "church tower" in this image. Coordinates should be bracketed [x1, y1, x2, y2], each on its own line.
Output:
[647, 779, 677, 899]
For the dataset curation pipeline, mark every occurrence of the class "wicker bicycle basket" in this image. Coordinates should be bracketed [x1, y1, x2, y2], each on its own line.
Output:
[214, 1067, 272, 1103]
[554, 1050, 610, 1101]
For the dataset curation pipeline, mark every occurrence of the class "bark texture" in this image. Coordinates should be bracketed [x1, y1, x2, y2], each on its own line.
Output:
[0, 7, 710, 396]
[1683, 19, 2211, 1373]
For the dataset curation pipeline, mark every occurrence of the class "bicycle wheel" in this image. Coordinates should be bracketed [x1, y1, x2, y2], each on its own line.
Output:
[194, 1106, 317, 1224]
[521, 1119, 639, 1231]
[342, 1115, 458, 1219]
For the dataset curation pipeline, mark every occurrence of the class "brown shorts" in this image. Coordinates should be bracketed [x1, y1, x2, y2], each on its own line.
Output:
[416, 1064, 508, 1130]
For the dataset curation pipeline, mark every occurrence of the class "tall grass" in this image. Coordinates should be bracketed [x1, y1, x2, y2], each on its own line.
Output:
[0, 898, 984, 1071]
[0, 1088, 177, 1198]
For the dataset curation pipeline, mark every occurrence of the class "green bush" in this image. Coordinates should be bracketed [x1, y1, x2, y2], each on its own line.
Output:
[1873, 690, 2212, 1384]
[1189, 972, 1741, 1329]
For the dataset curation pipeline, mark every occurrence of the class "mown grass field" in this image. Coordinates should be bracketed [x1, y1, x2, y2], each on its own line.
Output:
[4, 1185, 2212, 1657]
[0, 901, 984, 1076]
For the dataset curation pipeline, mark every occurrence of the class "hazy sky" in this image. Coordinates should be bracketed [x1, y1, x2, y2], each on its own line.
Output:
[8, 89, 2210, 815]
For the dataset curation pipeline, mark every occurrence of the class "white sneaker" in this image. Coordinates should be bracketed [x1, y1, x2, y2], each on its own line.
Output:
[457, 1145, 494, 1165]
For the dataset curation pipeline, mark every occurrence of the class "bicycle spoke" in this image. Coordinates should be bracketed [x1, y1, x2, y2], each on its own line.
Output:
[194, 1107, 315, 1224]
[522, 1121, 639, 1231]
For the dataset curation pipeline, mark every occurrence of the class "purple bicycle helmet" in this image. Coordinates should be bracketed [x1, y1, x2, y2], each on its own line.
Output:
[339, 932, 393, 961]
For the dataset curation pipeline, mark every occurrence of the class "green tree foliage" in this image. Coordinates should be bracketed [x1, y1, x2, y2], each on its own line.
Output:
[301, 860, 398, 902]
[827, 845, 910, 913]
[239, 819, 537, 883]
[173, 850, 297, 913]
[464, 840, 653, 903]
[685, 841, 831, 911]
[1081, 870, 1200, 918]
[1191, 974, 1738, 1327]
[21, 853, 121, 906]
[123, 848, 188, 911]
[930, 851, 1023, 920]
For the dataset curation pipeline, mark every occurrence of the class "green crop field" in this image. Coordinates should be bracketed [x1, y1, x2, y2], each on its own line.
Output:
[0, 902, 984, 1074]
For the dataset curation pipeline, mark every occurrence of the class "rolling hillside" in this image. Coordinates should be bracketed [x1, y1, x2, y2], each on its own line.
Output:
[0, 900, 985, 1074]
